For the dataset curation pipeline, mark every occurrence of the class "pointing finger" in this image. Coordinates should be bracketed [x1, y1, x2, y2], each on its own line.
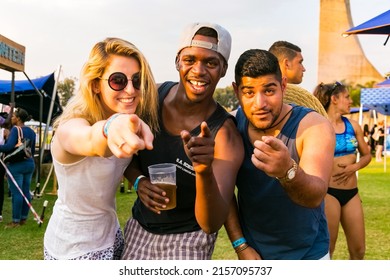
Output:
[261, 136, 285, 151]
[128, 114, 140, 133]
[200, 121, 211, 138]
[181, 130, 191, 146]
[139, 121, 154, 150]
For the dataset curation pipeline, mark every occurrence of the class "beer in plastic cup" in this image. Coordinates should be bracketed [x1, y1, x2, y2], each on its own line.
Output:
[148, 163, 176, 210]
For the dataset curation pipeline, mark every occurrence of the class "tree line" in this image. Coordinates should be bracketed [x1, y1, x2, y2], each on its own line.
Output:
[57, 77, 376, 112]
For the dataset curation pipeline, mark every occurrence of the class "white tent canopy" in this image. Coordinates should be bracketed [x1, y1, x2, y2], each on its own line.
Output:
[359, 88, 390, 172]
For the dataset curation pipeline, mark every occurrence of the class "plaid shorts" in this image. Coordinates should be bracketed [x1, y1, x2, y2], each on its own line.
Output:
[121, 218, 217, 260]
[44, 227, 124, 260]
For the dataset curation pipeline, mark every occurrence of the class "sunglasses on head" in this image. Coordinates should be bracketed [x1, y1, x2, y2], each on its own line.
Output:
[100, 72, 141, 91]
[330, 81, 342, 94]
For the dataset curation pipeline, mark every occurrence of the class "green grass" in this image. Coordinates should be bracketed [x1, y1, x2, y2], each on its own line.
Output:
[0, 156, 389, 260]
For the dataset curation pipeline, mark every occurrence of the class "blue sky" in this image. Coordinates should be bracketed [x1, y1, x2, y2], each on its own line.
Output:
[1, 0, 390, 90]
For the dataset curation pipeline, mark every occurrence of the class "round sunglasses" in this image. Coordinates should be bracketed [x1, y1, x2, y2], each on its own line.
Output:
[100, 72, 141, 91]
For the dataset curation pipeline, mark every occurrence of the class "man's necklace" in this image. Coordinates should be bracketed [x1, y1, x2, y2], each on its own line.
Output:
[260, 107, 294, 133]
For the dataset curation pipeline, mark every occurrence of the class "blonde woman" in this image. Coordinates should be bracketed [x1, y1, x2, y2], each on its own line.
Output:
[313, 82, 371, 259]
[43, 38, 159, 260]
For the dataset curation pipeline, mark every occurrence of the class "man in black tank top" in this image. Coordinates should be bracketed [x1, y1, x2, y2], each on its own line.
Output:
[122, 22, 244, 260]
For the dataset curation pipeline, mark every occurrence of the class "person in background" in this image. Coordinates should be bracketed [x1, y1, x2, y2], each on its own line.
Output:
[0, 103, 15, 223]
[313, 81, 371, 259]
[121, 22, 244, 260]
[369, 124, 378, 153]
[0, 107, 36, 228]
[363, 124, 371, 149]
[43, 37, 159, 260]
[224, 49, 334, 259]
[269, 41, 327, 117]
[375, 120, 385, 162]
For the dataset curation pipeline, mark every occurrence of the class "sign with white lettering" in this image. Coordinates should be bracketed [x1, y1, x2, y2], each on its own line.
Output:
[0, 35, 25, 72]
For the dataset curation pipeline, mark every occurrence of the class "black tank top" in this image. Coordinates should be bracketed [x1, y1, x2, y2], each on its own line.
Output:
[132, 81, 234, 234]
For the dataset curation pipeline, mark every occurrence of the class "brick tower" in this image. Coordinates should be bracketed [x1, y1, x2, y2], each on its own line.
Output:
[318, 0, 383, 85]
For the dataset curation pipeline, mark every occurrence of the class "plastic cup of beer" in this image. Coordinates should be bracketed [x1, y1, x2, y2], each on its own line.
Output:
[148, 163, 177, 210]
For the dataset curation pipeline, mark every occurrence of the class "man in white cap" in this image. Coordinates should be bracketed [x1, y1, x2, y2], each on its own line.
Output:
[121, 22, 244, 260]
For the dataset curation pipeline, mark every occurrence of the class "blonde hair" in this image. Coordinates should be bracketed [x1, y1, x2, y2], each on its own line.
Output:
[53, 37, 159, 133]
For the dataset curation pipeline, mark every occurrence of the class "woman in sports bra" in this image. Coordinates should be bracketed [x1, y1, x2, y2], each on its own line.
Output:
[313, 82, 371, 259]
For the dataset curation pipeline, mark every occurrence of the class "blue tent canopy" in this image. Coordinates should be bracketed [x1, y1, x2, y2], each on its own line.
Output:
[361, 88, 390, 116]
[361, 87, 390, 172]
[0, 73, 62, 122]
[376, 79, 390, 87]
[350, 107, 369, 114]
[344, 9, 390, 35]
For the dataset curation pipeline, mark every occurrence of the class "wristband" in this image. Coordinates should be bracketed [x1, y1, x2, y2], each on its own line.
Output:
[232, 237, 247, 248]
[133, 175, 146, 192]
[102, 113, 123, 138]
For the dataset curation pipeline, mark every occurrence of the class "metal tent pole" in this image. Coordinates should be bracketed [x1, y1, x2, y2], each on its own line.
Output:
[22, 72, 44, 195]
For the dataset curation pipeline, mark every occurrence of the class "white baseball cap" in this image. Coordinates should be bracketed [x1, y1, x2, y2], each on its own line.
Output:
[177, 22, 232, 63]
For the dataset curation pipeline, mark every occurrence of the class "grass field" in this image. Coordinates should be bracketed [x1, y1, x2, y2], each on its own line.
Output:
[0, 156, 389, 260]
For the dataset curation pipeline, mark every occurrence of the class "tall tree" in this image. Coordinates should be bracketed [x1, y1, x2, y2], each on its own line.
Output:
[57, 77, 77, 107]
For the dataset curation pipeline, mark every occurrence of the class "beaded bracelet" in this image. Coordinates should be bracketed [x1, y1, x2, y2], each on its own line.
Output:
[133, 175, 146, 192]
[102, 113, 123, 138]
[232, 237, 247, 249]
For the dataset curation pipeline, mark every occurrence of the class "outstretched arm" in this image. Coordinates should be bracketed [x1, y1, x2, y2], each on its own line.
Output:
[181, 119, 244, 233]
[251, 113, 335, 208]
[52, 113, 154, 164]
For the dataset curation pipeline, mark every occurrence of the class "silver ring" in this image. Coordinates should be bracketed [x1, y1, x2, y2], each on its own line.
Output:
[118, 142, 126, 149]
